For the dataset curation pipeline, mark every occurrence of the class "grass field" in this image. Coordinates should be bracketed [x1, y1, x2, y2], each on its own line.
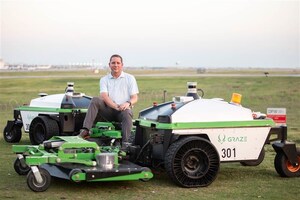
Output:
[0, 70, 299, 200]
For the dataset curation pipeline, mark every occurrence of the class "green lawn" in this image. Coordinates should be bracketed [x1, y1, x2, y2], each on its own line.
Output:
[0, 70, 299, 199]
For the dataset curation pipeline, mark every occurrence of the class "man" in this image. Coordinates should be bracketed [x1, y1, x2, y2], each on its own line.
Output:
[79, 54, 139, 148]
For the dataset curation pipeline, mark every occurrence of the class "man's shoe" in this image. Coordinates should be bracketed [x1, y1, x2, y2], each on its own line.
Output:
[78, 128, 90, 139]
[121, 142, 132, 152]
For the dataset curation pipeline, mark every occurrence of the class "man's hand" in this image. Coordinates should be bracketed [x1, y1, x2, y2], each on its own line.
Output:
[118, 102, 131, 111]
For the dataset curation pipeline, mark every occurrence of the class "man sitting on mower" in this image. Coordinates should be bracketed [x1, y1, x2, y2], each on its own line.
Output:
[78, 54, 139, 149]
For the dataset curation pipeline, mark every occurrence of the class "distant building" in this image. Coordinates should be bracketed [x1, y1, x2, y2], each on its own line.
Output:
[196, 68, 206, 74]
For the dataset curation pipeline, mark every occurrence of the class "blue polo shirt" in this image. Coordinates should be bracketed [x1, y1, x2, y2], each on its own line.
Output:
[100, 71, 139, 105]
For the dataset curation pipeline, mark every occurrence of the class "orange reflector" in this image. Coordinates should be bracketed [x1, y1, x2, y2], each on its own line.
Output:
[231, 93, 242, 105]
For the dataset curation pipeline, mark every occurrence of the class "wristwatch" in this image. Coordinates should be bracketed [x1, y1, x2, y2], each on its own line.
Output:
[127, 101, 132, 106]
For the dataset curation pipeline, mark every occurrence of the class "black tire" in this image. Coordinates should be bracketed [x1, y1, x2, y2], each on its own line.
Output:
[29, 116, 59, 145]
[14, 158, 30, 175]
[274, 148, 300, 177]
[197, 88, 204, 97]
[69, 168, 82, 182]
[240, 148, 265, 166]
[27, 167, 51, 192]
[3, 124, 22, 143]
[165, 136, 220, 187]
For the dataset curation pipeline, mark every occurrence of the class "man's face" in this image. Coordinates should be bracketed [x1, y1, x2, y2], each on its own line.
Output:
[109, 57, 123, 74]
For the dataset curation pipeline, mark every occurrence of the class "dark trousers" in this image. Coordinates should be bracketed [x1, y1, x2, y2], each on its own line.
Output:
[83, 97, 133, 142]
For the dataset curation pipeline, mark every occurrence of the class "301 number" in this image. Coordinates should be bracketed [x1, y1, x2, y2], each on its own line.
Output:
[221, 148, 236, 158]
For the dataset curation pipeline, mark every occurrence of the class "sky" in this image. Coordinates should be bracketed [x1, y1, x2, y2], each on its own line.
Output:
[0, 0, 299, 68]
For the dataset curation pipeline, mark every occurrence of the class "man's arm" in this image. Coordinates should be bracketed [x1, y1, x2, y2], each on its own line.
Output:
[100, 92, 120, 110]
[128, 93, 138, 106]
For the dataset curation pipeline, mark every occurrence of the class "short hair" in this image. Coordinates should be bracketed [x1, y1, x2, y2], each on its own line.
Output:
[110, 54, 123, 63]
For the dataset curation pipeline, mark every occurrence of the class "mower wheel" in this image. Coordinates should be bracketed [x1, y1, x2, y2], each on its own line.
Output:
[27, 167, 51, 192]
[14, 158, 30, 175]
[240, 148, 265, 166]
[3, 124, 22, 143]
[274, 148, 300, 177]
[69, 168, 83, 182]
[139, 167, 151, 182]
[29, 116, 59, 144]
[165, 136, 220, 187]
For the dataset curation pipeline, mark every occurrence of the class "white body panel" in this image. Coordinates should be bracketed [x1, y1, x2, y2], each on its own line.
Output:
[20, 111, 58, 132]
[172, 99, 253, 123]
[30, 94, 65, 108]
[173, 126, 271, 161]
[20, 94, 64, 132]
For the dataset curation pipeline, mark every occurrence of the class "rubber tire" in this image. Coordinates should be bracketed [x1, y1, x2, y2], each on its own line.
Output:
[29, 116, 59, 145]
[165, 136, 220, 187]
[14, 158, 30, 175]
[198, 88, 204, 98]
[3, 125, 22, 143]
[240, 148, 265, 166]
[274, 148, 300, 177]
[27, 167, 51, 192]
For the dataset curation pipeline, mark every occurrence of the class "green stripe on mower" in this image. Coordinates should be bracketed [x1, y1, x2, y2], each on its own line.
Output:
[17, 106, 88, 113]
[90, 171, 153, 182]
[136, 119, 275, 130]
[70, 171, 153, 182]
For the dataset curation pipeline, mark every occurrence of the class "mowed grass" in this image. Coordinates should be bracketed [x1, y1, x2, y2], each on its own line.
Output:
[0, 70, 299, 200]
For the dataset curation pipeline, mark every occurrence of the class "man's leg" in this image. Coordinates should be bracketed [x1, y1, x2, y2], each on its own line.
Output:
[118, 109, 133, 143]
[82, 96, 116, 126]
[82, 97, 103, 130]
[79, 97, 107, 138]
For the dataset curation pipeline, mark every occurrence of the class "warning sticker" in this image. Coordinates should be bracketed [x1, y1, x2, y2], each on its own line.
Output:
[267, 108, 286, 125]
